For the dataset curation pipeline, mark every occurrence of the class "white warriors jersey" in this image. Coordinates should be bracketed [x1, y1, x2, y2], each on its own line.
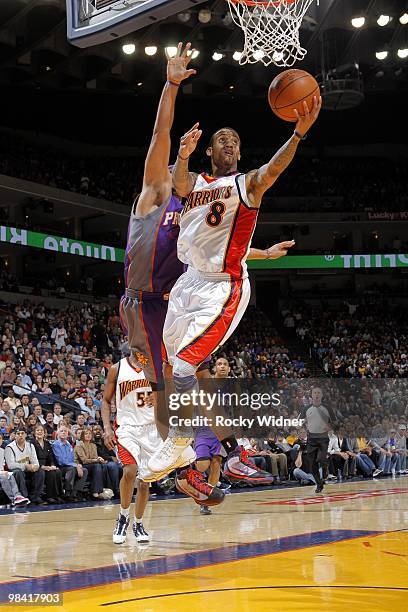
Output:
[178, 173, 258, 278]
[115, 357, 154, 427]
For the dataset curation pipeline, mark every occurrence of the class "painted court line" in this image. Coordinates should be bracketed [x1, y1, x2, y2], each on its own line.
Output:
[0, 529, 380, 602]
[259, 487, 408, 506]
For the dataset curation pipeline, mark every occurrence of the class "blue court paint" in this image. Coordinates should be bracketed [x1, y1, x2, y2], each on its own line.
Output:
[0, 529, 380, 601]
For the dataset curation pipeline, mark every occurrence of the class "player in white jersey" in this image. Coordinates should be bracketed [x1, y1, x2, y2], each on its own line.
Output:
[148, 97, 321, 477]
[102, 355, 195, 544]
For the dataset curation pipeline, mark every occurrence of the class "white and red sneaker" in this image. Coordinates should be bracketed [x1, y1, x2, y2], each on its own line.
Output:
[223, 447, 274, 485]
[143, 445, 196, 482]
[175, 468, 225, 507]
[13, 495, 30, 507]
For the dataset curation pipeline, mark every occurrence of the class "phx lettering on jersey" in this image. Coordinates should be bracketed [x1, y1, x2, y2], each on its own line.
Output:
[182, 186, 233, 216]
[119, 379, 151, 401]
[162, 211, 180, 226]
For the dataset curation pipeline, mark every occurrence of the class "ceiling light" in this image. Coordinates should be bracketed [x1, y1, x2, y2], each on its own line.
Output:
[212, 52, 223, 61]
[377, 15, 391, 27]
[375, 69, 384, 78]
[137, 82, 142, 86]
[198, 8, 212, 23]
[233, 51, 242, 61]
[397, 48, 408, 58]
[177, 11, 191, 23]
[375, 50, 388, 60]
[351, 17, 365, 28]
[122, 43, 135, 55]
[165, 46, 178, 58]
[144, 46, 157, 56]
[229, 85, 234, 90]
[400, 13, 408, 25]
[253, 49, 265, 61]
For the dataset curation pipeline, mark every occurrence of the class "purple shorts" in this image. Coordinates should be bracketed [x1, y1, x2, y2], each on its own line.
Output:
[194, 427, 222, 460]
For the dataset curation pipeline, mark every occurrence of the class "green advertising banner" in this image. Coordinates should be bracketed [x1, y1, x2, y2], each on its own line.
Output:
[1, 226, 408, 270]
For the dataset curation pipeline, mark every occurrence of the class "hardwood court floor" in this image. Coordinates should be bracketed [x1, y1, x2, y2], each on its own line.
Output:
[0, 477, 407, 611]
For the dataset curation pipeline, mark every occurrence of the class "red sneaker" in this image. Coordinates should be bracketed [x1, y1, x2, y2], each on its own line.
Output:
[175, 468, 225, 507]
[224, 446, 275, 485]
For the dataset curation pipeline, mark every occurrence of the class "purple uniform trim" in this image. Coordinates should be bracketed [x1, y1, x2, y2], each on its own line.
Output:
[194, 427, 222, 460]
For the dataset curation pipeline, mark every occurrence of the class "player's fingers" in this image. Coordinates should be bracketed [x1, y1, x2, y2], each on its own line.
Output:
[177, 42, 183, 57]
[185, 122, 199, 135]
[192, 130, 203, 142]
[186, 69, 197, 77]
[182, 42, 191, 59]
[293, 108, 300, 121]
[303, 100, 309, 116]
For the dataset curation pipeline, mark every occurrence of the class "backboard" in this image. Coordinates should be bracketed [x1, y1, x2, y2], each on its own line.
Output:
[66, 0, 208, 48]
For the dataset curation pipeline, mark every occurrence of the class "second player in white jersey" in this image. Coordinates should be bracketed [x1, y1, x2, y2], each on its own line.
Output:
[115, 357, 154, 428]
[178, 172, 258, 278]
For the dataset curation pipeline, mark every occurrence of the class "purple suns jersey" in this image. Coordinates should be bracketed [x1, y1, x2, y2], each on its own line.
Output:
[124, 195, 184, 293]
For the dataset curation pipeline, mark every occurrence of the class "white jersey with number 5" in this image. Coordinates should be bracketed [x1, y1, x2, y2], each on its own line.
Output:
[115, 357, 153, 428]
[177, 172, 258, 279]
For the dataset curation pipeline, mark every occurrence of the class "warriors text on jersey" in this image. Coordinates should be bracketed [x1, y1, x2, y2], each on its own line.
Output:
[177, 173, 258, 278]
[115, 357, 154, 427]
[124, 195, 184, 293]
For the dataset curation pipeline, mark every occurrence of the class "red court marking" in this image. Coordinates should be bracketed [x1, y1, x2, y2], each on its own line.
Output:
[259, 487, 408, 506]
[363, 542, 373, 547]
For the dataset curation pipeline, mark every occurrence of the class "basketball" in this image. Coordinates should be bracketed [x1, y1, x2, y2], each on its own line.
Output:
[268, 69, 320, 122]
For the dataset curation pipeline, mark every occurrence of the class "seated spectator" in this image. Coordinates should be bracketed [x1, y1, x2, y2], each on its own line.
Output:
[265, 435, 289, 482]
[31, 424, 64, 504]
[74, 429, 112, 500]
[0, 399, 13, 426]
[33, 404, 46, 426]
[0, 432, 30, 506]
[25, 414, 40, 437]
[82, 396, 97, 419]
[395, 424, 407, 474]
[293, 446, 316, 485]
[53, 402, 63, 426]
[52, 426, 88, 502]
[71, 413, 87, 439]
[327, 429, 355, 480]
[44, 412, 56, 439]
[3, 389, 21, 412]
[0, 416, 9, 440]
[4, 427, 45, 504]
[20, 395, 31, 419]
[93, 426, 120, 497]
[0, 365, 16, 391]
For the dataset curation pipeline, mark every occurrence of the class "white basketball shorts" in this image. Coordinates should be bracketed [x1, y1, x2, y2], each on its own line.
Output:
[115, 422, 162, 481]
[162, 267, 250, 367]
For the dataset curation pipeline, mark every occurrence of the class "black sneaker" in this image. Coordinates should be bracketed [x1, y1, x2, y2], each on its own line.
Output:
[113, 514, 130, 544]
[133, 521, 149, 543]
[200, 505, 212, 515]
[315, 483, 324, 494]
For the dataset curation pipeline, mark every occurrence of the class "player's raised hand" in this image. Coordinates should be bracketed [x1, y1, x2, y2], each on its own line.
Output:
[178, 122, 202, 159]
[167, 42, 197, 85]
[293, 95, 322, 137]
[266, 240, 295, 259]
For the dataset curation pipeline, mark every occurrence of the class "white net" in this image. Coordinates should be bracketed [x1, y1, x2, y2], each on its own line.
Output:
[227, 0, 315, 67]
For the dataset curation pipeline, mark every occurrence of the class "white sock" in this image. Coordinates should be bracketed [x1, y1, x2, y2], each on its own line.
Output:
[134, 517, 142, 524]
[120, 506, 130, 518]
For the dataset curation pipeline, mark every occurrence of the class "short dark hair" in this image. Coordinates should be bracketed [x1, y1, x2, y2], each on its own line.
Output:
[208, 127, 241, 149]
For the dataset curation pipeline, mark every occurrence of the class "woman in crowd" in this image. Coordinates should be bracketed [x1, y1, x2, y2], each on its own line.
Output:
[31, 424, 64, 504]
[26, 414, 40, 437]
[74, 429, 112, 500]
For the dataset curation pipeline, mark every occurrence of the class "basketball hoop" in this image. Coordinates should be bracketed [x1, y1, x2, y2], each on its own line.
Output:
[226, 0, 316, 67]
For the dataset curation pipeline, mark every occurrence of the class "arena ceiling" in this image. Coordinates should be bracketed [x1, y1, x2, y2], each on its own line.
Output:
[0, 0, 406, 99]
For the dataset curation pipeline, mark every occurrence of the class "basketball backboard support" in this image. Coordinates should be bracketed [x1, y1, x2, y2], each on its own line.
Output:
[66, 0, 209, 48]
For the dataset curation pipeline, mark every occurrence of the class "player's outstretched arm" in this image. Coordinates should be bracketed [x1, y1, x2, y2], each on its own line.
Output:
[172, 123, 202, 197]
[247, 240, 295, 260]
[246, 96, 322, 207]
[102, 362, 119, 450]
[137, 43, 196, 214]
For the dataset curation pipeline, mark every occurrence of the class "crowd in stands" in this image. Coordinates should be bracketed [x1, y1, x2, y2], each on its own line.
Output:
[1, 296, 407, 507]
[285, 301, 408, 378]
[0, 131, 407, 213]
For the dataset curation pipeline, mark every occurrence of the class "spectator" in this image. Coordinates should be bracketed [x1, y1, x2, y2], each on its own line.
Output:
[3, 389, 21, 412]
[53, 403, 63, 426]
[4, 427, 45, 504]
[25, 414, 40, 437]
[52, 426, 88, 502]
[92, 424, 121, 497]
[31, 424, 64, 504]
[74, 429, 112, 500]
[44, 412, 56, 439]
[51, 322, 68, 350]
[0, 432, 30, 506]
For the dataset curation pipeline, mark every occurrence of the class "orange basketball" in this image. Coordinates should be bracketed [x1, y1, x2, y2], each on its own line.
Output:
[268, 69, 320, 122]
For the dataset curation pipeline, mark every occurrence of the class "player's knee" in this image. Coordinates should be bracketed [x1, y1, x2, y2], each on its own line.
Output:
[123, 464, 138, 480]
[196, 459, 210, 472]
[137, 479, 150, 492]
[173, 357, 198, 394]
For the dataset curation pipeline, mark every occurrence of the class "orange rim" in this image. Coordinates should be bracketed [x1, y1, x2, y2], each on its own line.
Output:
[227, 0, 295, 6]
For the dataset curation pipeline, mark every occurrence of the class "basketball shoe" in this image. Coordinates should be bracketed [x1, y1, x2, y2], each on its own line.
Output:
[175, 468, 225, 507]
[133, 521, 150, 543]
[113, 513, 130, 544]
[223, 447, 275, 485]
[147, 435, 194, 476]
[143, 444, 196, 482]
